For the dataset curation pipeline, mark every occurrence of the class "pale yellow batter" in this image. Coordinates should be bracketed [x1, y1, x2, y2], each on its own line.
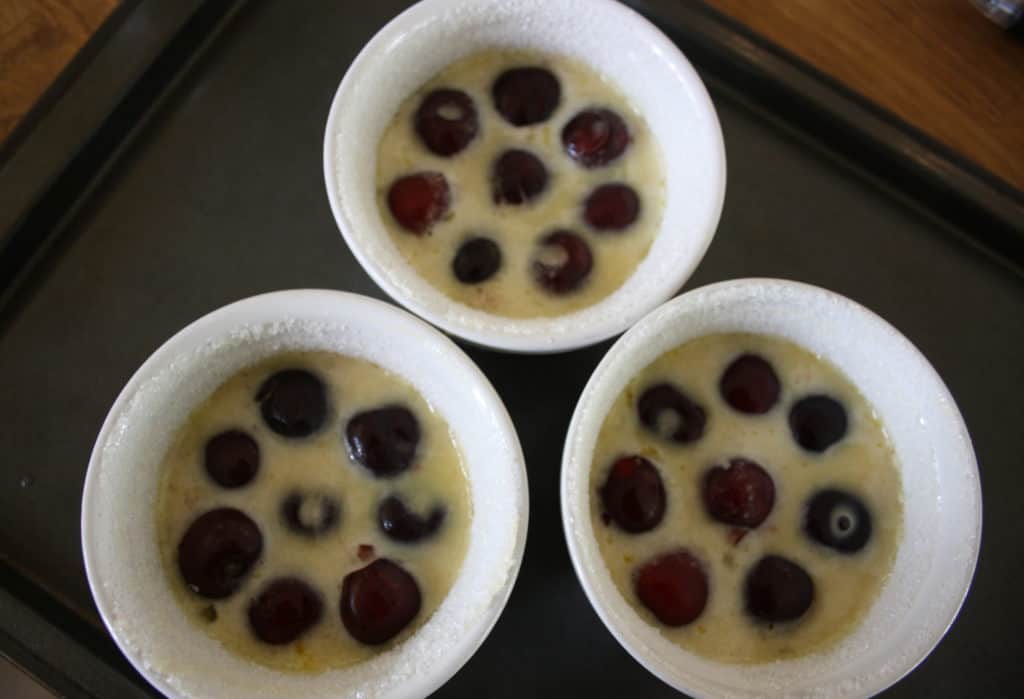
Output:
[156, 351, 471, 672]
[376, 49, 665, 318]
[591, 333, 903, 663]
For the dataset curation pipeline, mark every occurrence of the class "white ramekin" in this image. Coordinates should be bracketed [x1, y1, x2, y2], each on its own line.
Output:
[561, 278, 981, 698]
[323, 0, 726, 353]
[82, 290, 528, 699]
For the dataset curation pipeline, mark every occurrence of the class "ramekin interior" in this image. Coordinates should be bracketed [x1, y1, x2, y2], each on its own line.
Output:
[82, 290, 528, 699]
[324, 0, 725, 352]
[561, 278, 981, 698]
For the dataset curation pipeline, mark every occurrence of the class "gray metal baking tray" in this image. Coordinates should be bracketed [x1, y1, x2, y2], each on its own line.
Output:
[0, 1, 1021, 696]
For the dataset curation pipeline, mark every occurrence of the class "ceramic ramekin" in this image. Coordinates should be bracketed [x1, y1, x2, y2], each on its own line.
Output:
[561, 278, 981, 698]
[82, 290, 528, 699]
[323, 0, 726, 353]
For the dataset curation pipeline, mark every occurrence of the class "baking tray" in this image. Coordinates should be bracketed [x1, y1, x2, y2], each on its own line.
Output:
[0, 1, 1021, 697]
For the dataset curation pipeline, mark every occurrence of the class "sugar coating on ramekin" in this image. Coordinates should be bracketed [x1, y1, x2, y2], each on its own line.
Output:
[83, 290, 528, 699]
[324, 0, 725, 352]
[561, 279, 980, 698]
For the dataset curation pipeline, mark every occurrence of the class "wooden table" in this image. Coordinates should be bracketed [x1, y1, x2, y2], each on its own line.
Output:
[705, 0, 1024, 193]
[1, 1, 1021, 182]
[0, 0, 119, 144]
[2, 0, 1024, 194]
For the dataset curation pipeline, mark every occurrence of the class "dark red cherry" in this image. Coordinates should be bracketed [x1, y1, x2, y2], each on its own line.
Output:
[280, 490, 340, 538]
[386, 172, 450, 235]
[719, 354, 781, 414]
[256, 369, 328, 438]
[637, 383, 706, 444]
[340, 558, 421, 644]
[789, 395, 848, 452]
[492, 66, 561, 126]
[378, 495, 445, 543]
[177, 508, 263, 599]
[414, 89, 478, 157]
[562, 108, 630, 168]
[492, 149, 549, 205]
[744, 555, 814, 623]
[599, 455, 666, 533]
[804, 489, 872, 553]
[702, 457, 775, 528]
[531, 230, 593, 294]
[452, 237, 502, 284]
[204, 430, 259, 488]
[583, 183, 640, 231]
[346, 405, 420, 478]
[634, 550, 708, 626]
[248, 577, 323, 645]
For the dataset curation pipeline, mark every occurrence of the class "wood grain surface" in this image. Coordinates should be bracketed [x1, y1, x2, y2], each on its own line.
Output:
[0, 0, 118, 143]
[0, 0, 1021, 193]
[705, 0, 1024, 192]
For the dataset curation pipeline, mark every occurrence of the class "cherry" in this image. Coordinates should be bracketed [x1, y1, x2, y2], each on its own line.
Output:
[491, 66, 561, 126]
[346, 405, 420, 478]
[340, 558, 421, 644]
[702, 457, 775, 528]
[256, 369, 328, 438]
[562, 108, 630, 168]
[177, 508, 262, 599]
[378, 495, 446, 543]
[804, 489, 872, 553]
[531, 230, 593, 294]
[492, 149, 549, 205]
[633, 550, 708, 626]
[583, 183, 640, 231]
[204, 429, 259, 488]
[636, 383, 706, 444]
[414, 89, 478, 157]
[744, 555, 814, 624]
[789, 395, 848, 452]
[386, 172, 450, 235]
[599, 455, 666, 533]
[719, 354, 781, 415]
[247, 577, 323, 645]
[452, 237, 502, 284]
[280, 490, 340, 538]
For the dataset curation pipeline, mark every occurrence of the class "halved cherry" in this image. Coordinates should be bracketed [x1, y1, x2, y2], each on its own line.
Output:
[346, 405, 420, 478]
[492, 149, 548, 205]
[452, 237, 502, 284]
[789, 395, 848, 452]
[719, 353, 780, 414]
[378, 495, 445, 543]
[280, 490, 340, 538]
[492, 66, 561, 126]
[177, 508, 262, 599]
[634, 549, 708, 626]
[248, 577, 323, 645]
[583, 183, 640, 231]
[531, 230, 592, 294]
[599, 455, 666, 533]
[702, 457, 775, 529]
[340, 558, 421, 644]
[562, 108, 630, 168]
[803, 489, 872, 553]
[256, 369, 328, 438]
[636, 383, 706, 444]
[414, 88, 478, 156]
[744, 555, 814, 624]
[204, 429, 259, 488]
[386, 172, 450, 235]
